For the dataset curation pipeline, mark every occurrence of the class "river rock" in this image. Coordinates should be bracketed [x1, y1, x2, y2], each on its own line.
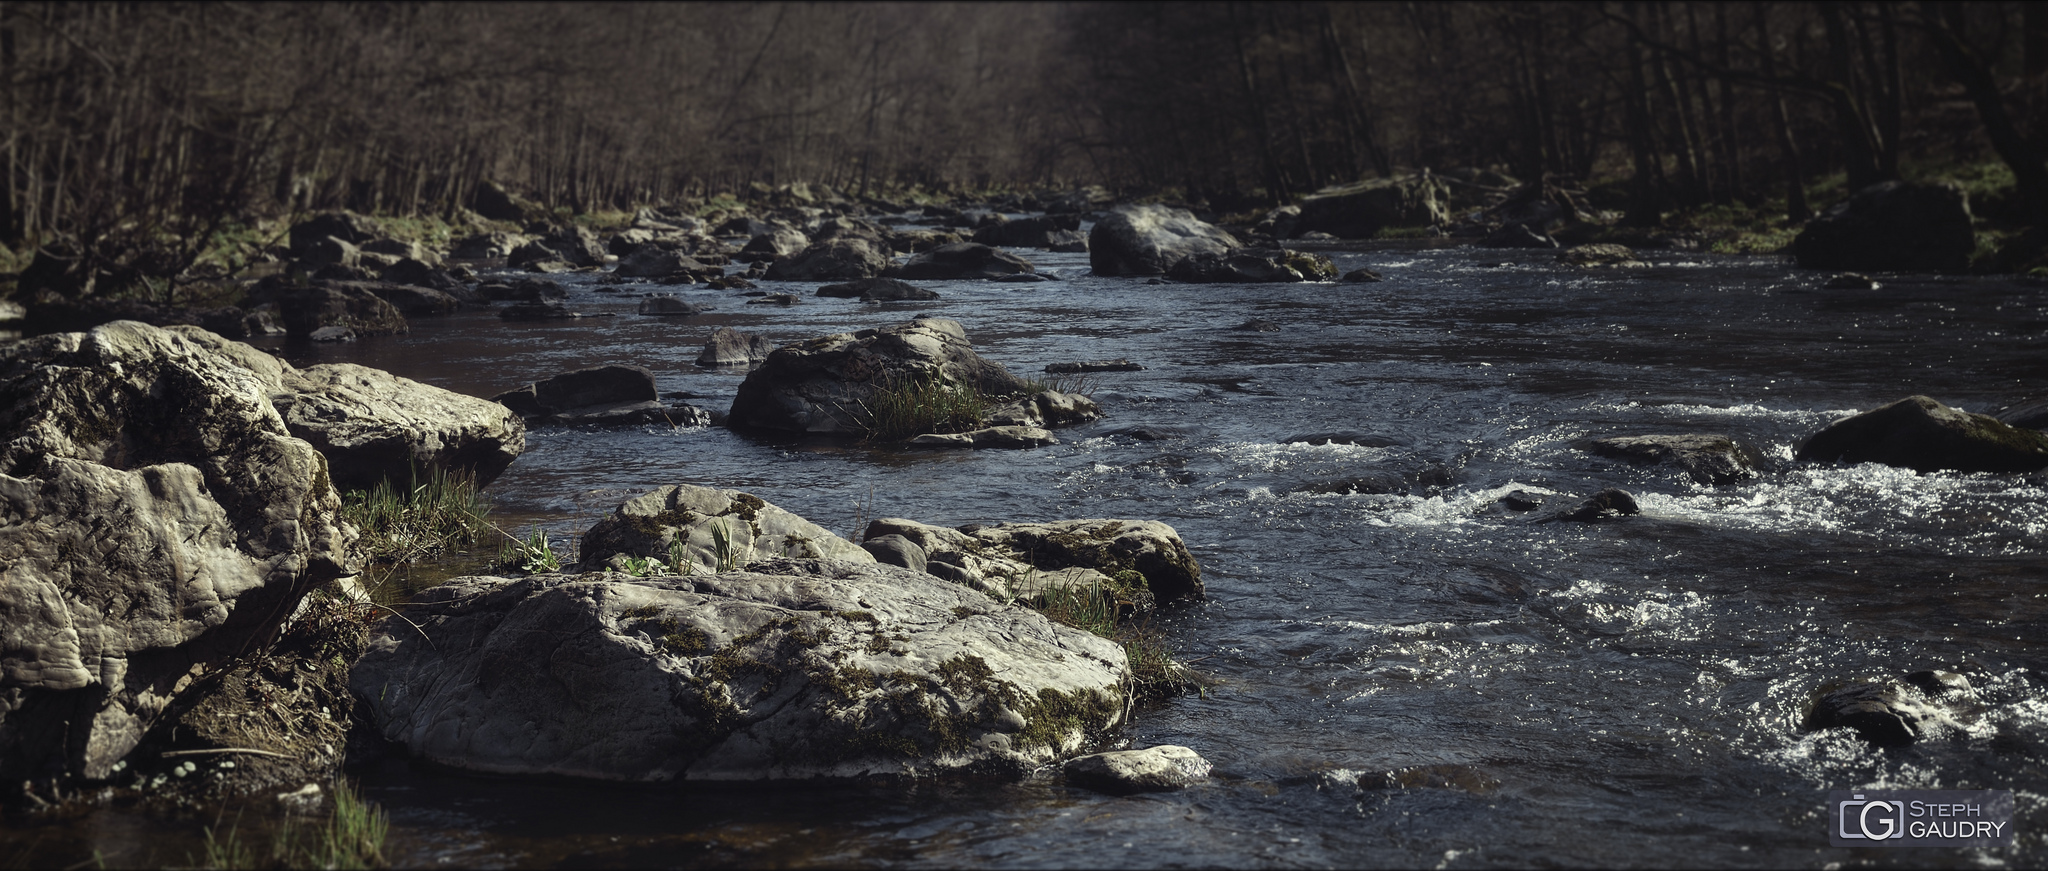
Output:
[1587, 434, 1760, 485]
[883, 243, 1035, 280]
[696, 327, 778, 367]
[862, 535, 927, 572]
[1064, 745, 1212, 795]
[739, 227, 809, 263]
[297, 236, 362, 271]
[288, 212, 381, 252]
[244, 279, 409, 339]
[579, 484, 874, 572]
[349, 560, 1129, 782]
[478, 278, 566, 303]
[863, 517, 1203, 606]
[1801, 671, 1977, 747]
[817, 278, 938, 301]
[762, 239, 891, 282]
[726, 318, 1027, 435]
[1558, 244, 1647, 268]
[470, 179, 548, 224]
[973, 215, 1084, 249]
[265, 362, 526, 491]
[337, 280, 461, 316]
[0, 321, 351, 787]
[1528, 488, 1640, 523]
[616, 246, 723, 281]
[1792, 181, 1975, 273]
[637, 297, 709, 316]
[1088, 204, 1239, 276]
[1341, 268, 1385, 283]
[450, 232, 529, 260]
[1295, 174, 1451, 238]
[1795, 395, 2048, 473]
[985, 391, 1101, 429]
[1167, 249, 1337, 283]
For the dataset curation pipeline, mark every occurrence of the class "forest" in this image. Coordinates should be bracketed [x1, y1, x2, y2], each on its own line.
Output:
[0, 1, 2043, 293]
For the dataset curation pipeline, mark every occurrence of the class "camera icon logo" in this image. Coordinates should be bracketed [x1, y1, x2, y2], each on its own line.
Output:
[1839, 793, 1905, 840]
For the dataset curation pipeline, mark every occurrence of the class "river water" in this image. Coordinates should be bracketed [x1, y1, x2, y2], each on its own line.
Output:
[15, 238, 2048, 867]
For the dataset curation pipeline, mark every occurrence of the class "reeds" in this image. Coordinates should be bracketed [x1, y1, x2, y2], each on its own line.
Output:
[196, 779, 389, 870]
[852, 374, 989, 443]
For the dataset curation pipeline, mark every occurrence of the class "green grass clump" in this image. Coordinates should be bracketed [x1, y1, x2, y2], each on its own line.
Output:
[340, 467, 492, 566]
[1012, 573, 1206, 703]
[197, 779, 389, 869]
[853, 374, 990, 442]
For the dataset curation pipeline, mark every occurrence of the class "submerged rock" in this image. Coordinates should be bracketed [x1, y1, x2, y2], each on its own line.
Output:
[1088, 204, 1239, 276]
[1046, 360, 1144, 373]
[349, 561, 1130, 781]
[1558, 243, 1646, 268]
[1802, 671, 1978, 747]
[905, 425, 1057, 449]
[1587, 434, 1760, 486]
[1795, 395, 2048, 473]
[1527, 488, 1640, 523]
[0, 321, 351, 787]
[1064, 745, 1212, 795]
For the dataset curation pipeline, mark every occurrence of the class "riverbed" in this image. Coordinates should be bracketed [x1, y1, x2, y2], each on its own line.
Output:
[16, 239, 2048, 868]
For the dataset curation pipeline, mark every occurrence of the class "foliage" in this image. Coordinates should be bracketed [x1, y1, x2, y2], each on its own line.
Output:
[1012, 572, 1207, 703]
[341, 467, 493, 566]
[498, 525, 565, 574]
[196, 780, 389, 869]
[709, 518, 753, 573]
[852, 374, 990, 443]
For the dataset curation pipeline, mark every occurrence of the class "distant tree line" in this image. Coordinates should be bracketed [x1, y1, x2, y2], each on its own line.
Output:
[1, 1, 2042, 267]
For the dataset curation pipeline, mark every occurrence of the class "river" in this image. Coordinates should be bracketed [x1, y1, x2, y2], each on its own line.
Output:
[16, 236, 2048, 867]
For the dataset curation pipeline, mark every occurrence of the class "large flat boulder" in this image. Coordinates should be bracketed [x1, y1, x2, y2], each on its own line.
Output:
[726, 318, 1024, 435]
[349, 561, 1130, 781]
[1088, 205, 1239, 276]
[267, 363, 526, 491]
[578, 484, 875, 572]
[1795, 395, 2048, 473]
[1791, 181, 1975, 273]
[0, 322, 351, 786]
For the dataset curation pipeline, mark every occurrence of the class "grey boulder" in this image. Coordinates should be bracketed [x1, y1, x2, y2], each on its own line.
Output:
[267, 361, 526, 491]
[696, 327, 779, 368]
[0, 322, 351, 786]
[1088, 204, 1239, 276]
[726, 318, 1025, 435]
[349, 561, 1131, 781]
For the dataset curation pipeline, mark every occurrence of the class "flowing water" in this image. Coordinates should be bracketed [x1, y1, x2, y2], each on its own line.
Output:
[12, 238, 2048, 868]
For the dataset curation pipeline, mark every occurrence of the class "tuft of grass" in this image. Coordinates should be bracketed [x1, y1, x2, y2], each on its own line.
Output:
[195, 780, 389, 869]
[852, 374, 990, 442]
[1012, 573, 1207, 703]
[341, 467, 492, 565]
